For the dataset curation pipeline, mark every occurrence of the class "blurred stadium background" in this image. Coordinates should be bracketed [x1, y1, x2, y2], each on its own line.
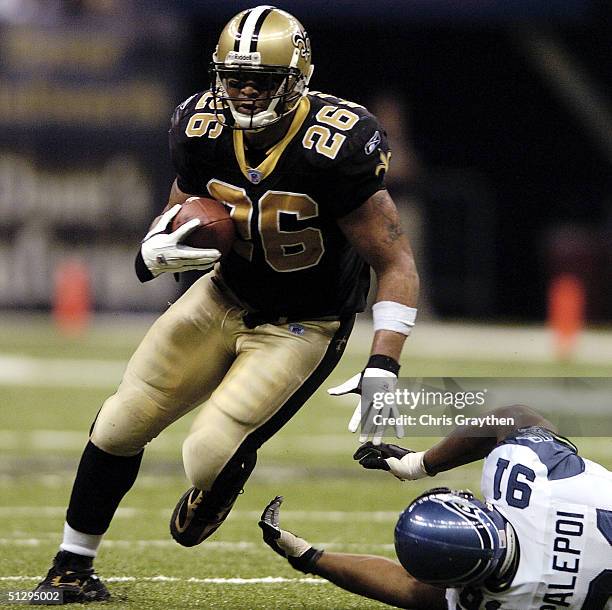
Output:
[0, 1, 610, 608]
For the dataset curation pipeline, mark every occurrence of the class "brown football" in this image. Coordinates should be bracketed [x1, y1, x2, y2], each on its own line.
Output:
[171, 197, 235, 257]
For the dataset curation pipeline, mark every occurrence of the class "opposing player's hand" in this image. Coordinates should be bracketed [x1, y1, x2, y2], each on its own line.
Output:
[141, 204, 221, 276]
[259, 496, 315, 562]
[328, 367, 403, 445]
[353, 441, 430, 481]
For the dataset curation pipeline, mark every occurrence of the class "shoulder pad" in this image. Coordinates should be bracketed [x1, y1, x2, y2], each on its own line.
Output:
[169, 90, 228, 155]
[340, 113, 386, 162]
[499, 426, 585, 480]
[304, 92, 389, 167]
[171, 92, 200, 127]
[171, 90, 228, 132]
[169, 90, 228, 192]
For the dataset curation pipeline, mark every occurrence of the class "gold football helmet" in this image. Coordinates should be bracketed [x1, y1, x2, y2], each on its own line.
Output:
[210, 5, 314, 130]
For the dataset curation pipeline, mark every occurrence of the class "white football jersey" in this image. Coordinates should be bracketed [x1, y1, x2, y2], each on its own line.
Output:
[446, 427, 612, 610]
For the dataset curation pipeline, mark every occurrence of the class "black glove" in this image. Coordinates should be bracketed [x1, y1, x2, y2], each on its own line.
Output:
[353, 441, 431, 480]
[353, 441, 411, 469]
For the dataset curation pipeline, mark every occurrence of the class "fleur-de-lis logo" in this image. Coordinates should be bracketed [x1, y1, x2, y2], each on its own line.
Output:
[292, 30, 311, 60]
[375, 151, 391, 177]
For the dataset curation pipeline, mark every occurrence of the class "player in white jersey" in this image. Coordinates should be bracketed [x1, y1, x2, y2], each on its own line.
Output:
[259, 405, 612, 609]
[460, 426, 612, 610]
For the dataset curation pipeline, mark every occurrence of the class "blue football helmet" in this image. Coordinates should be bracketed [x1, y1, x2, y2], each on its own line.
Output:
[394, 487, 509, 587]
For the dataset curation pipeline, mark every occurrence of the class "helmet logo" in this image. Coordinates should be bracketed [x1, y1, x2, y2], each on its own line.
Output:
[226, 51, 261, 66]
[247, 168, 264, 184]
[448, 499, 479, 517]
[292, 31, 311, 60]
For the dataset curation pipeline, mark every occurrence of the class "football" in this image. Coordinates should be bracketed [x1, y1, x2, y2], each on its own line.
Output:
[172, 197, 235, 257]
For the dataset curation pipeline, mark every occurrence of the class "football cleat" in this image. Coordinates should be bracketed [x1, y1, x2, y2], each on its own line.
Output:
[31, 551, 110, 604]
[170, 486, 242, 547]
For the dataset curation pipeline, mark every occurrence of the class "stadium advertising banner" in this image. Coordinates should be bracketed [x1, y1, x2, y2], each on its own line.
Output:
[0, 14, 183, 310]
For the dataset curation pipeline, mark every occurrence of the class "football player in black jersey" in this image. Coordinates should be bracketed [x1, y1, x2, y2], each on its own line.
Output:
[33, 6, 419, 603]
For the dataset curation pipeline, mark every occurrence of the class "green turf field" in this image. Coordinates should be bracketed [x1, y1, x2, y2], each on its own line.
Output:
[0, 315, 610, 609]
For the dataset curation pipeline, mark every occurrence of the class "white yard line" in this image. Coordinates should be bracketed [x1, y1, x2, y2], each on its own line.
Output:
[2, 429, 609, 456]
[0, 354, 124, 388]
[0, 430, 359, 453]
[0, 430, 392, 454]
[1, 322, 612, 391]
[0, 539, 256, 549]
[352, 321, 612, 365]
[0, 507, 138, 518]
[0, 537, 394, 551]
[0, 575, 328, 585]
[0, 506, 400, 521]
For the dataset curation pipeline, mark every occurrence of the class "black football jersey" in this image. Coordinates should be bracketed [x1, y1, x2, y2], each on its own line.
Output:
[169, 90, 391, 319]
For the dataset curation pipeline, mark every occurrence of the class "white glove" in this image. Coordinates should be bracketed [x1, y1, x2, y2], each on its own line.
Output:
[328, 367, 404, 445]
[141, 204, 221, 276]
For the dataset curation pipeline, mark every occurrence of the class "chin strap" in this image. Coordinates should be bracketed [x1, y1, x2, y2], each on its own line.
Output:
[233, 107, 279, 130]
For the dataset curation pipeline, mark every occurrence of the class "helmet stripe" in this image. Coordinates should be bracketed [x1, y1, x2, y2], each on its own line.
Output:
[237, 5, 274, 54]
[233, 10, 251, 52]
[249, 7, 274, 52]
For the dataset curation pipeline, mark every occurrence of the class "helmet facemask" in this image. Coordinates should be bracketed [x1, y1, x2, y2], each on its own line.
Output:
[210, 61, 309, 130]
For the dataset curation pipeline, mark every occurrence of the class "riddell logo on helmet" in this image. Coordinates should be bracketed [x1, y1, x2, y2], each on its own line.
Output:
[226, 51, 261, 64]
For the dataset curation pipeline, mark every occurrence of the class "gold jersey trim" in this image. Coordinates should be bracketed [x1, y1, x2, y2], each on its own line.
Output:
[233, 96, 311, 183]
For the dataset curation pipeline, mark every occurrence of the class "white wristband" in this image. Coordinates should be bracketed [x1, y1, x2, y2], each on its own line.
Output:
[372, 301, 417, 336]
[278, 530, 313, 558]
[385, 451, 429, 481]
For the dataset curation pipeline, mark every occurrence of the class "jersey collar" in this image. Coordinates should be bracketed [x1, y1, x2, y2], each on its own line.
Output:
[233, 97, 310, 184]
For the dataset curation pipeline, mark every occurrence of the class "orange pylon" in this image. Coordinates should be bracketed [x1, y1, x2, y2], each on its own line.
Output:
[548, 273, 585, 361]
[53, 258, 92, 336]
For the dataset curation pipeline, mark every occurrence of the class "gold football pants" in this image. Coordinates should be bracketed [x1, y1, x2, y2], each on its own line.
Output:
[90, 273, 353, 491]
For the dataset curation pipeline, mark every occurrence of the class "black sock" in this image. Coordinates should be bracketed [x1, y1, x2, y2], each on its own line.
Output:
[55, 550, 93, 570]
[66, 441, 143, 535]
